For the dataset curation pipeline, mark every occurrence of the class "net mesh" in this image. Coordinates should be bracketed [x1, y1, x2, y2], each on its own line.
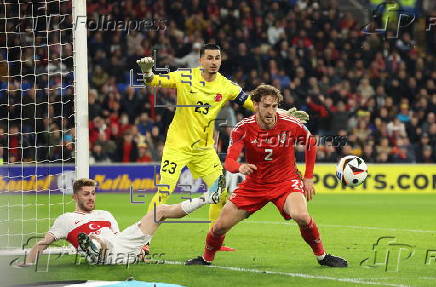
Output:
[0, 0, 76, 250]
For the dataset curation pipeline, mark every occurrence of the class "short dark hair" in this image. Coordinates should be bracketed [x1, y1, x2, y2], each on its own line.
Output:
[200, 43, 221, 57]
[73, 178, 97, 194]
[250, 84, 283, 103]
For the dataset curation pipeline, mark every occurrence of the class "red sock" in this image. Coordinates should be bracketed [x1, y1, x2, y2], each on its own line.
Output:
[203, 229, 225, 262]
[299, 217, 325, 256]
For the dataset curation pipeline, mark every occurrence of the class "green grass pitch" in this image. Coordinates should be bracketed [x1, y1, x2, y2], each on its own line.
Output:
[2, 193, 436, 287]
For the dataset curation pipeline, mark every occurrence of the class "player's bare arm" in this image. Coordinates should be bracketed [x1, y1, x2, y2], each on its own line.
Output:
[15, 233, 56, 267]
[303, 178, 315, 201]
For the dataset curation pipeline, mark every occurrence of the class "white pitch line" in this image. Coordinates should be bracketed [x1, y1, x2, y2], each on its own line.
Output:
[165, 260, 411, 287]
[187, 218, 436, 233]
[319, 224, 436, 234]
[246, 221, 436, 234]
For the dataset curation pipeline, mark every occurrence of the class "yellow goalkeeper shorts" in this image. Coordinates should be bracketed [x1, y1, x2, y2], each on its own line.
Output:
[156, 146, 223, 195]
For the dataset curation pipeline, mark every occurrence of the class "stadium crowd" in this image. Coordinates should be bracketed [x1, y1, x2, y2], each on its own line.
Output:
[1, 0, 435, 164]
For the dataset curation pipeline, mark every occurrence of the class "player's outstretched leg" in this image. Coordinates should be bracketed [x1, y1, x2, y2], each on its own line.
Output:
[283, 192, 348, 267]
[139, 194, 215, 237]
[186, 201, 248, 265]
[143, 175, 219, 253]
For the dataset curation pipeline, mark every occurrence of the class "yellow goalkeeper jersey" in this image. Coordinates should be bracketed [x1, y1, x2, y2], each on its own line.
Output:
[148, 67, 253, 150]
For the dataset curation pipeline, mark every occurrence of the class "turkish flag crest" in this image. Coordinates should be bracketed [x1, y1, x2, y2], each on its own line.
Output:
[215, 93, 222, 102]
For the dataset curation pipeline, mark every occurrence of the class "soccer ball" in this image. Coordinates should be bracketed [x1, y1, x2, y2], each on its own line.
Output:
[336, 156, 368, 187]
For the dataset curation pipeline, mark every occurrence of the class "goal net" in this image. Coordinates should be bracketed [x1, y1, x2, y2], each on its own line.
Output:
[0, 0, 88, 253]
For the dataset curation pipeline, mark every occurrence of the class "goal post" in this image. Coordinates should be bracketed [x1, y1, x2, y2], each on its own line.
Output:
[73, 0, 89, 179]
[0, 0, 89, 253]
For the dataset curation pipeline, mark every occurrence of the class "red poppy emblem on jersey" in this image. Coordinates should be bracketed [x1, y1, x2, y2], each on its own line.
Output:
[215, 94, 222, 102]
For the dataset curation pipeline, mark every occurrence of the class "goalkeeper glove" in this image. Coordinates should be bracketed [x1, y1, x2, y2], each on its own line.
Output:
[136, 57, 154, 78]
[277, 107, 310, 123]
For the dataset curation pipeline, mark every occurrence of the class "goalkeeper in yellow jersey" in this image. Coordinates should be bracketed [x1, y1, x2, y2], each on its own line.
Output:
[137, 44, 308, 251]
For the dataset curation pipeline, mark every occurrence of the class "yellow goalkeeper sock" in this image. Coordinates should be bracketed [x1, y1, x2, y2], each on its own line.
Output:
[208, 188, 228, 229]
[202, 171, 228, 229]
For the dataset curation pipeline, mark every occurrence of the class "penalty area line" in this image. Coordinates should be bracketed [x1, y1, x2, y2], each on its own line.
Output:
[165, 260, 410, 287]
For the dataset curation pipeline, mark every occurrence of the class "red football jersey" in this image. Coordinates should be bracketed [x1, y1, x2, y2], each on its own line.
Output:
[225, 114, 315, 185]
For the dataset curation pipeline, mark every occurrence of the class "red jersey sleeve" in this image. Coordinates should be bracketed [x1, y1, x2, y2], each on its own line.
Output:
[224, 124, 246, 173]
[294, 122, 317, 179]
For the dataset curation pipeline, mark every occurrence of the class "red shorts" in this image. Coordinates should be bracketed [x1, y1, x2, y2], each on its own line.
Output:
[229, 179, 304, 220]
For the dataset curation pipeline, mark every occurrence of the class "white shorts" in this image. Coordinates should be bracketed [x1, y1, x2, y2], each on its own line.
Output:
[99, 222, 151, 265]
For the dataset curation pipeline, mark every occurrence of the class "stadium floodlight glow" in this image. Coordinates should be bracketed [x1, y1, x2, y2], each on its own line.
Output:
[0, 0, 89, 255]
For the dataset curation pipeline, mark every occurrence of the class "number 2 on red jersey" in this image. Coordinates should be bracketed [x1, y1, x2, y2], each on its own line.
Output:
[264, 148, 273, 161]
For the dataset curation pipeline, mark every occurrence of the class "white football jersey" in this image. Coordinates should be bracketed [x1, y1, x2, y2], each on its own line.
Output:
[48, 210, 120, 248]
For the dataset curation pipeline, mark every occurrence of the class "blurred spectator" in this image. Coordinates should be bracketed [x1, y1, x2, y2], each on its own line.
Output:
[91, 144, 110, 163]
[137, 143, 153, 163]
[121, 87, 140, 123]
[354, 121, 371, 147]
[330, 101, 349, 134]
[376, 151, 390, 163]
[114, 130, 139, 163]
[89, 117, 111, 147]
[362, 145, 376, 163]
[416, 145, 434, 163]
[8, 125, 21, 163]
[307, 94, 330, 135]
[172, 42, 201, 68]
[94, 133, 116, 158]
[136, 112, 154, 136]
[397, 104, 411, 123]
[118, 113, 133, 136]
[387, 118, 406, 138]
[89, 89, 103, 120]
[421, 112, 434, 134]
[391, 137, 415, 163]
[91, 65, 109, 89]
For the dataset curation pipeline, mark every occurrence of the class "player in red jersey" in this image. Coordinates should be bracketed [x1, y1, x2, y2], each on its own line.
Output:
[186, 84, 347, 267]
[16, 178, 221, 266]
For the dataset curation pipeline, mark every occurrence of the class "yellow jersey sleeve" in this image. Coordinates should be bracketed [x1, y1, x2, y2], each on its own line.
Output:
[226, 80, 254, 112]
[242, 95, 254, 112]
[147, 71, 180, 88]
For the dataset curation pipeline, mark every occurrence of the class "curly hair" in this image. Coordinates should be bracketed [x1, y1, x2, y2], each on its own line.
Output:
[250, 84, 283, 103]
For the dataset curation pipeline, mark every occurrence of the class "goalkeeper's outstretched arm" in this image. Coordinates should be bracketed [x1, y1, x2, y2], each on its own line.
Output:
[137, 57, 178, 88]
[136, 57, 309, 123]
[137, 57, 155, 83]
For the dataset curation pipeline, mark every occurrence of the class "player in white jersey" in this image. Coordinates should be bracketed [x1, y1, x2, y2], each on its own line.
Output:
[18, 178, 220, 265]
